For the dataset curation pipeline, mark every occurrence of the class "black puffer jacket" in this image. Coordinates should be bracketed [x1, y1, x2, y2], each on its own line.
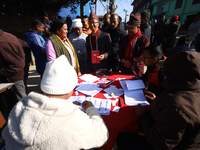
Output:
[140, 51, 200, 150]
[105, 25, 127, 61]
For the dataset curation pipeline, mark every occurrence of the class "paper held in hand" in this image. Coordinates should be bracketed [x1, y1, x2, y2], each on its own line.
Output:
[119, 79, 149, 106]
[68, 96, 112, 115]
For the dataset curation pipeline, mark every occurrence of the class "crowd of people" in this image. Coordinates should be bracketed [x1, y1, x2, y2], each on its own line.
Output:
[0, 9, 200, 150]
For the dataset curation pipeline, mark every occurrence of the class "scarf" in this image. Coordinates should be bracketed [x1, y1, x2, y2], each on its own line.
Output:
[125, 29, 141, 60]
[91, 29, 100, 50]
[49, 33, 81, 75]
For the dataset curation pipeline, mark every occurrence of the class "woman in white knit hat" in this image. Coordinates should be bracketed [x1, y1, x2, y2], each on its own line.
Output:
[2, 55, 109, 150]
[68, 18, 88, 74]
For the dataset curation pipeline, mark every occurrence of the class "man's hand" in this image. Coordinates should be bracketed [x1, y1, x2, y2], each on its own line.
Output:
[135, 104, 147, 116]
[144, 90, 156, 103]
[82, 101, 93, 110]
[122, 59, 132, 68]
[98, 54, 105, 61]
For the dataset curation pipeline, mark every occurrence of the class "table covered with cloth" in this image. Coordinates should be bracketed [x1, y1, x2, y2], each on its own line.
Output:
[73, 72, 150, 150]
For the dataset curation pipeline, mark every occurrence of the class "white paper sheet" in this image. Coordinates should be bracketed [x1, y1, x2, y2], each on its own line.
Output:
[75, 83, 102, 97]
[68, 96, 111, 115]
[79, 74, 100, 83]
[124, 79, 145, 91]
[87, 97, 112, 115]
[124, 89, 149, 106]
[119, 80, 149, 106]
[68, 96, 86, 103]
[103, 86, 124, 98]
[113, 106, 120, 113]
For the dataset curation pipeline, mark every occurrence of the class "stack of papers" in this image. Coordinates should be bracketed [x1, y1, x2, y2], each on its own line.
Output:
[79, 74, 99, 83]
[75, 83, 102, 97]
[69, 96, 111, 115]
[103, 85, 124, 99]
[120, 80, 149, 106]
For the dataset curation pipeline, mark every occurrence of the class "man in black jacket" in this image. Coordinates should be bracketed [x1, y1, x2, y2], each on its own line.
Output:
[141, 9, 151, 39]
[153, 15, 165, 45]
[162, 15, 180, 54]
[105, 13, 127, 71]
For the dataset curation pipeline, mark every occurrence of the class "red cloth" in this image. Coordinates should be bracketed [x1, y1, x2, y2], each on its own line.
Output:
[125, 29, 141, 60]
[171, 15, 179, 21]
[89, 11, 98, 21]
[91, 29, 99, 50]
[73, 72, 151, 150]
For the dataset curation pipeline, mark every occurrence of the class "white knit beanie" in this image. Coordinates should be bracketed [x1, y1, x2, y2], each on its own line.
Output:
[40, 55, 78, 95]
[72, 18, 83, 28]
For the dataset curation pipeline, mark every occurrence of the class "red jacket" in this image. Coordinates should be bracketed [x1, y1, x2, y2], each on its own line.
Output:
[119, 34, 150, 76]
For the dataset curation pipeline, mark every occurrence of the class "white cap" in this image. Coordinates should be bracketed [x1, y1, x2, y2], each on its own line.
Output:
[40, 55, 78, 95]
[72, 18, 83, 28]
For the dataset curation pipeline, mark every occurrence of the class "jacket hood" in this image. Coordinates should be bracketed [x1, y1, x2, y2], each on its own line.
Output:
[7, 92, 80, 146]
[164, 51, 200, 91]
[25, 29, 41, 37]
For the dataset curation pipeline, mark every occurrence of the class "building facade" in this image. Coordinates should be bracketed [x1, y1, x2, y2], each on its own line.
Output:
[151, 0, 200, 28]
[131, 0, 152, 13]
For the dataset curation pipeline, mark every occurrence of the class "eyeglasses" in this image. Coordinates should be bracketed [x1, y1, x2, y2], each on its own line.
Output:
[128, 27, 136, 30]
[89, 22, 99, 25]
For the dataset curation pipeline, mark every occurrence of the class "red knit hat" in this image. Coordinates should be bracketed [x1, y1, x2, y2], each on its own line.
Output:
[128, 13, 141, 26]
[171, 15, 179, 21]
[89, 12, 98, 21]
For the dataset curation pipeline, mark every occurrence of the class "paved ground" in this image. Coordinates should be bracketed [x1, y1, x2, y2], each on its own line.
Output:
[27, 65, 42, 94]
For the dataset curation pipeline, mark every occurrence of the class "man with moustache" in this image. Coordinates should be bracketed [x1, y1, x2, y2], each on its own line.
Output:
[102, 13, 111, 31]
[105, 13, 127, 71]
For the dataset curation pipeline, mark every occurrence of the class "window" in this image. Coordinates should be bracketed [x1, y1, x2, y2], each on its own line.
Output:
[156, 4, 164, 13]
[192, 0, 200, 5]
[175, 0, 183, 9]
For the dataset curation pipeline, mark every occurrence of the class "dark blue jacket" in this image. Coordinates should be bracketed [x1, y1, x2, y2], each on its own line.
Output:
[25, 29, 47, 69]
[140, 23, 151, 39]
[166, 45, 195, 57]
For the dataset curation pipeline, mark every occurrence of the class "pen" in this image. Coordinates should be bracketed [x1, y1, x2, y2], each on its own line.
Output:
[118, 98, 121, 107]
[105, 101, 108, 111]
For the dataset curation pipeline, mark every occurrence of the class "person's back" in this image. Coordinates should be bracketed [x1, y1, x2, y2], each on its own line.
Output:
[2, 55, 109, 150]
[25, 19, 47, 77]
[117, 51, 200, 150]
[166, 34, 195, 57]
[162, 15, 180, 53]
[0, 29, 27, 101]
[148, 51, 200, 149]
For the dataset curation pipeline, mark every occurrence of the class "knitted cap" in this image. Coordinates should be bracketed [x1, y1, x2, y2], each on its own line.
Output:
[72, 18, 83, 28]
[128, 13, 141, 26]
[141, 9, 151, 22]
[171, 15, 179, 21]
[89, 12, 98, 21]
[41, 55, 78, 95]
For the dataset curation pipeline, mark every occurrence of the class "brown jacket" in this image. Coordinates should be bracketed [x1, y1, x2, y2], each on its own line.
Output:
[86, 30, 113, 72]
[140, 51, 200, 150]
[0, 30, 25, 82]
[119, 34, 150, 76]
